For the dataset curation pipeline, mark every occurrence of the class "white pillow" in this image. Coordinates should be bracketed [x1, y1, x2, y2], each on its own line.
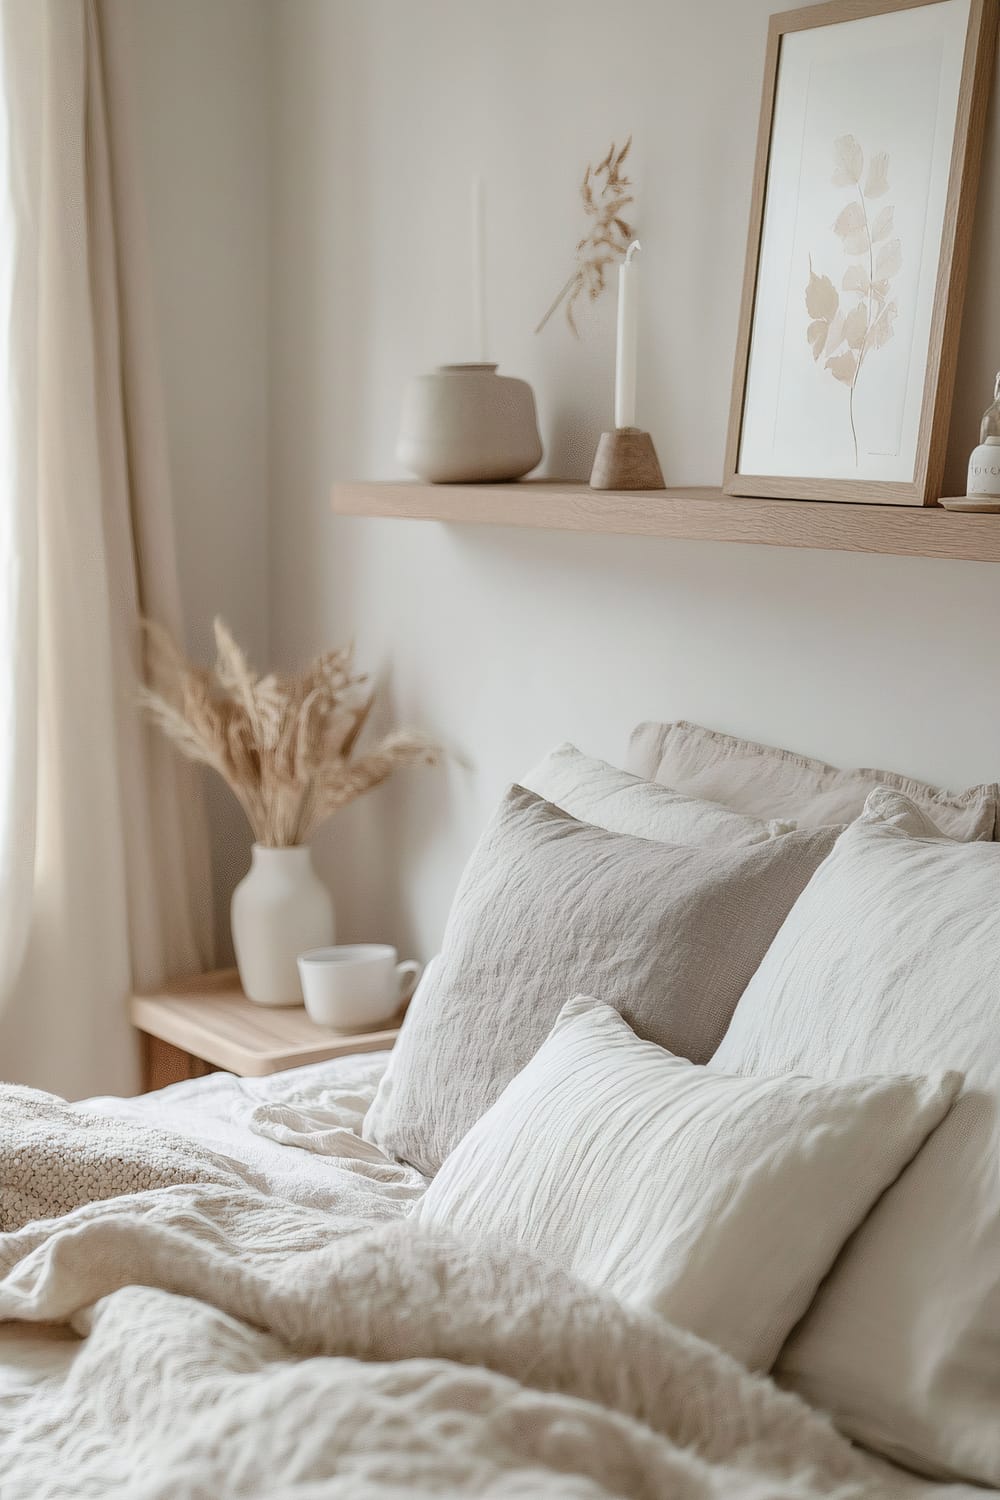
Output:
[416, 995, 958, 1374]
[626, 720, 998, 840]
[712, 788, 1000, 1485]
[523, 742, 796, 845]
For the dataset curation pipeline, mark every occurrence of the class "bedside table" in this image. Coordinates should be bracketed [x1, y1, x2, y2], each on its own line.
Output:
[130, 969, 407, 1091]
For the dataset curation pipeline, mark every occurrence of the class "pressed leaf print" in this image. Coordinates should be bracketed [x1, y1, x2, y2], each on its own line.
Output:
[864, 152, 890, 198]
[806, 134, 900, 463]
[832, 134, 864, 186]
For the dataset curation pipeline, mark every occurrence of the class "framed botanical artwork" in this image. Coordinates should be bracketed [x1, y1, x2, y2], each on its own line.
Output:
[725, 0, 997, 505]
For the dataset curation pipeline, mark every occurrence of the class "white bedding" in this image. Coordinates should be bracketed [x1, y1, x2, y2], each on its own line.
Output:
[87, 1051, 426, 1212]
[0, 1054, 417, 1400]
[0, 1058, 986, 1498]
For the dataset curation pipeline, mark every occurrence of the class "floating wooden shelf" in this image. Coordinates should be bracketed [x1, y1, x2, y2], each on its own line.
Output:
[331, 480, 1000, 564]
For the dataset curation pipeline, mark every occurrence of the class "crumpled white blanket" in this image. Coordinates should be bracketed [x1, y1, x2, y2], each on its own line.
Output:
[83, 1054, 427, 1215]
[0, 1082, 962, 1499]
[248, 1082, 425, 1198]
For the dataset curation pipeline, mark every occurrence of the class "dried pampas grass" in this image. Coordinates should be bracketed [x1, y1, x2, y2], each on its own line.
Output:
[536, 137, 635, 338]
[139, 619, 438, 847]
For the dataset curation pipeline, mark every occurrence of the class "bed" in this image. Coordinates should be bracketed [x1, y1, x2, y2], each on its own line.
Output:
[0, 1050, 980, 1498]
[1, 725, 998, 1497]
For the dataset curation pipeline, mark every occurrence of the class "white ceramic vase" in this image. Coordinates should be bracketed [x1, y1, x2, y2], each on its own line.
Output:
[397, 363, 543, 483]
[231, 844, 335, 1007]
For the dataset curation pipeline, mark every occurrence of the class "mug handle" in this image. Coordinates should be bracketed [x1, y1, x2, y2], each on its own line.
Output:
[395, 960, 422, 1006]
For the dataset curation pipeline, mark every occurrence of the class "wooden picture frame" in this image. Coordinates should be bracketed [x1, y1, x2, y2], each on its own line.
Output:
[725, 0, 997, 506]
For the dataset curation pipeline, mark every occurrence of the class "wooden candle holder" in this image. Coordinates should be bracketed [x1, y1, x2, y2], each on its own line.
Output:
[589, 427, 665, 491]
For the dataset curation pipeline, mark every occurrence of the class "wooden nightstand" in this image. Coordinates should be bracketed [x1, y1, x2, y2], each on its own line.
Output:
[130, 969, 406, 1091]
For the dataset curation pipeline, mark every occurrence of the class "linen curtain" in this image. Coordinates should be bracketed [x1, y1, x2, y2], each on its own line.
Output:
[0, 0, 212, 1097]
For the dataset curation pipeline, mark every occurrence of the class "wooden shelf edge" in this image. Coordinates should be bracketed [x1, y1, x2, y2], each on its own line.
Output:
[331, 480, 1000, 564]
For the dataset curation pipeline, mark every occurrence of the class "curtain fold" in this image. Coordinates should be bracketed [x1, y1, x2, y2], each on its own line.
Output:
[0, 0, 213, 1098]
[0, 0, 39, 1018]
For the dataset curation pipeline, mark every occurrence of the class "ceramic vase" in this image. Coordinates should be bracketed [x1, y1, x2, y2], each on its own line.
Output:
[231, 844, 335, 1007]
[397, 363, 543, 483]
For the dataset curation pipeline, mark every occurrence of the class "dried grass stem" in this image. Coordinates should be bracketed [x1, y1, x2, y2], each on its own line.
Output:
[536, 137, 635, 337]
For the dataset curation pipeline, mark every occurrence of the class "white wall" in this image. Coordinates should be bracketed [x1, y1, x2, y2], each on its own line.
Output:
[132, 0, 272, 956]
[140, 0, 1000, 966]
[267, 0, 1000, 964]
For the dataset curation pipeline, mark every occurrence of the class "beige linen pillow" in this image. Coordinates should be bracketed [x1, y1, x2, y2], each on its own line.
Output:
[712, 788, 1000, 1486]
[416, 996, 959, 1373]
[522, 742, 795, 846]
[364, 786, 837, 1177]
[626, 720, 997, 840]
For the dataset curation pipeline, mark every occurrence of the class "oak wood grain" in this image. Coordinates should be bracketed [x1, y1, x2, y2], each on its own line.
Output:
[132, 969, 406, 1082]
[589, 429, 666, 490]
[140, 1034, 208, 1092]
[332, 479, 1000, 563]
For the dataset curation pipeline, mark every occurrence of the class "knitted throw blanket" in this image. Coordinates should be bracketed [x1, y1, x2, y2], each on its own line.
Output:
[0, 1085, 251, 1231]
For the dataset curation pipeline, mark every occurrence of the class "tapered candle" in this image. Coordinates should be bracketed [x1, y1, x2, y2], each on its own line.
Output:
[614, 240, 641, 429]
[472, 174, 488, 363]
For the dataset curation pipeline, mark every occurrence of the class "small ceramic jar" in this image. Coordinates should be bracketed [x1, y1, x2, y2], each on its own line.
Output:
[397, 363, 543, 484]
[967, 436, 1000, 498]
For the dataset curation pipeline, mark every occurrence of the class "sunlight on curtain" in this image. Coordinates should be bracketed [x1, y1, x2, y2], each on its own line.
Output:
[0, 2, 210, 1096]
[0, 21, 13, 833]
[0, 5, 38, 1006]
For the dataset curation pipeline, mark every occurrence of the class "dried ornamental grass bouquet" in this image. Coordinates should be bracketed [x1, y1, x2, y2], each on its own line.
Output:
[140, 620, 438, 1007]
[140, 619, 438, 848]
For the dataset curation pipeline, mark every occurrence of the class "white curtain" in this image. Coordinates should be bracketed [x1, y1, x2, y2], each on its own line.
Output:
[0, 0, 213, 1097]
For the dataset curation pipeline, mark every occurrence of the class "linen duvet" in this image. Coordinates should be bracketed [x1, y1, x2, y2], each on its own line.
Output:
[0, 1056, 983, 1499]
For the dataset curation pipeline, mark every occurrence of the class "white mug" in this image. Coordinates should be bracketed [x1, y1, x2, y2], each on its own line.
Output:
[297, 944, 421, 1032]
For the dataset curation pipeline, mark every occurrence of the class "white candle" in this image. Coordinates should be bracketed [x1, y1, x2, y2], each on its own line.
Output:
[614, 240, 641, 430]
[472, 174, 488, 363]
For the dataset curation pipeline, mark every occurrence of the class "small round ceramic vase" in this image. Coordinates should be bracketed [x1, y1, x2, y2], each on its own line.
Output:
[231, 844, 335, 1007]
[397, 363, 543, 483]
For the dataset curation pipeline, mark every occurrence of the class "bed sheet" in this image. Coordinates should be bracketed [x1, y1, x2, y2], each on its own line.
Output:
[86, 1049, 422, 1211]
[0, 1057, 988, 1497]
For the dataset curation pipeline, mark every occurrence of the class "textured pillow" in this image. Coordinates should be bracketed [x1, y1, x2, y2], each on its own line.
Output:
[364, 785, 837, 1177]
[712, 789, 1000, 1485]
[626, 721, 997, 841]
[522, 742, 795, 846]
[416, 996, 959, 1373]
